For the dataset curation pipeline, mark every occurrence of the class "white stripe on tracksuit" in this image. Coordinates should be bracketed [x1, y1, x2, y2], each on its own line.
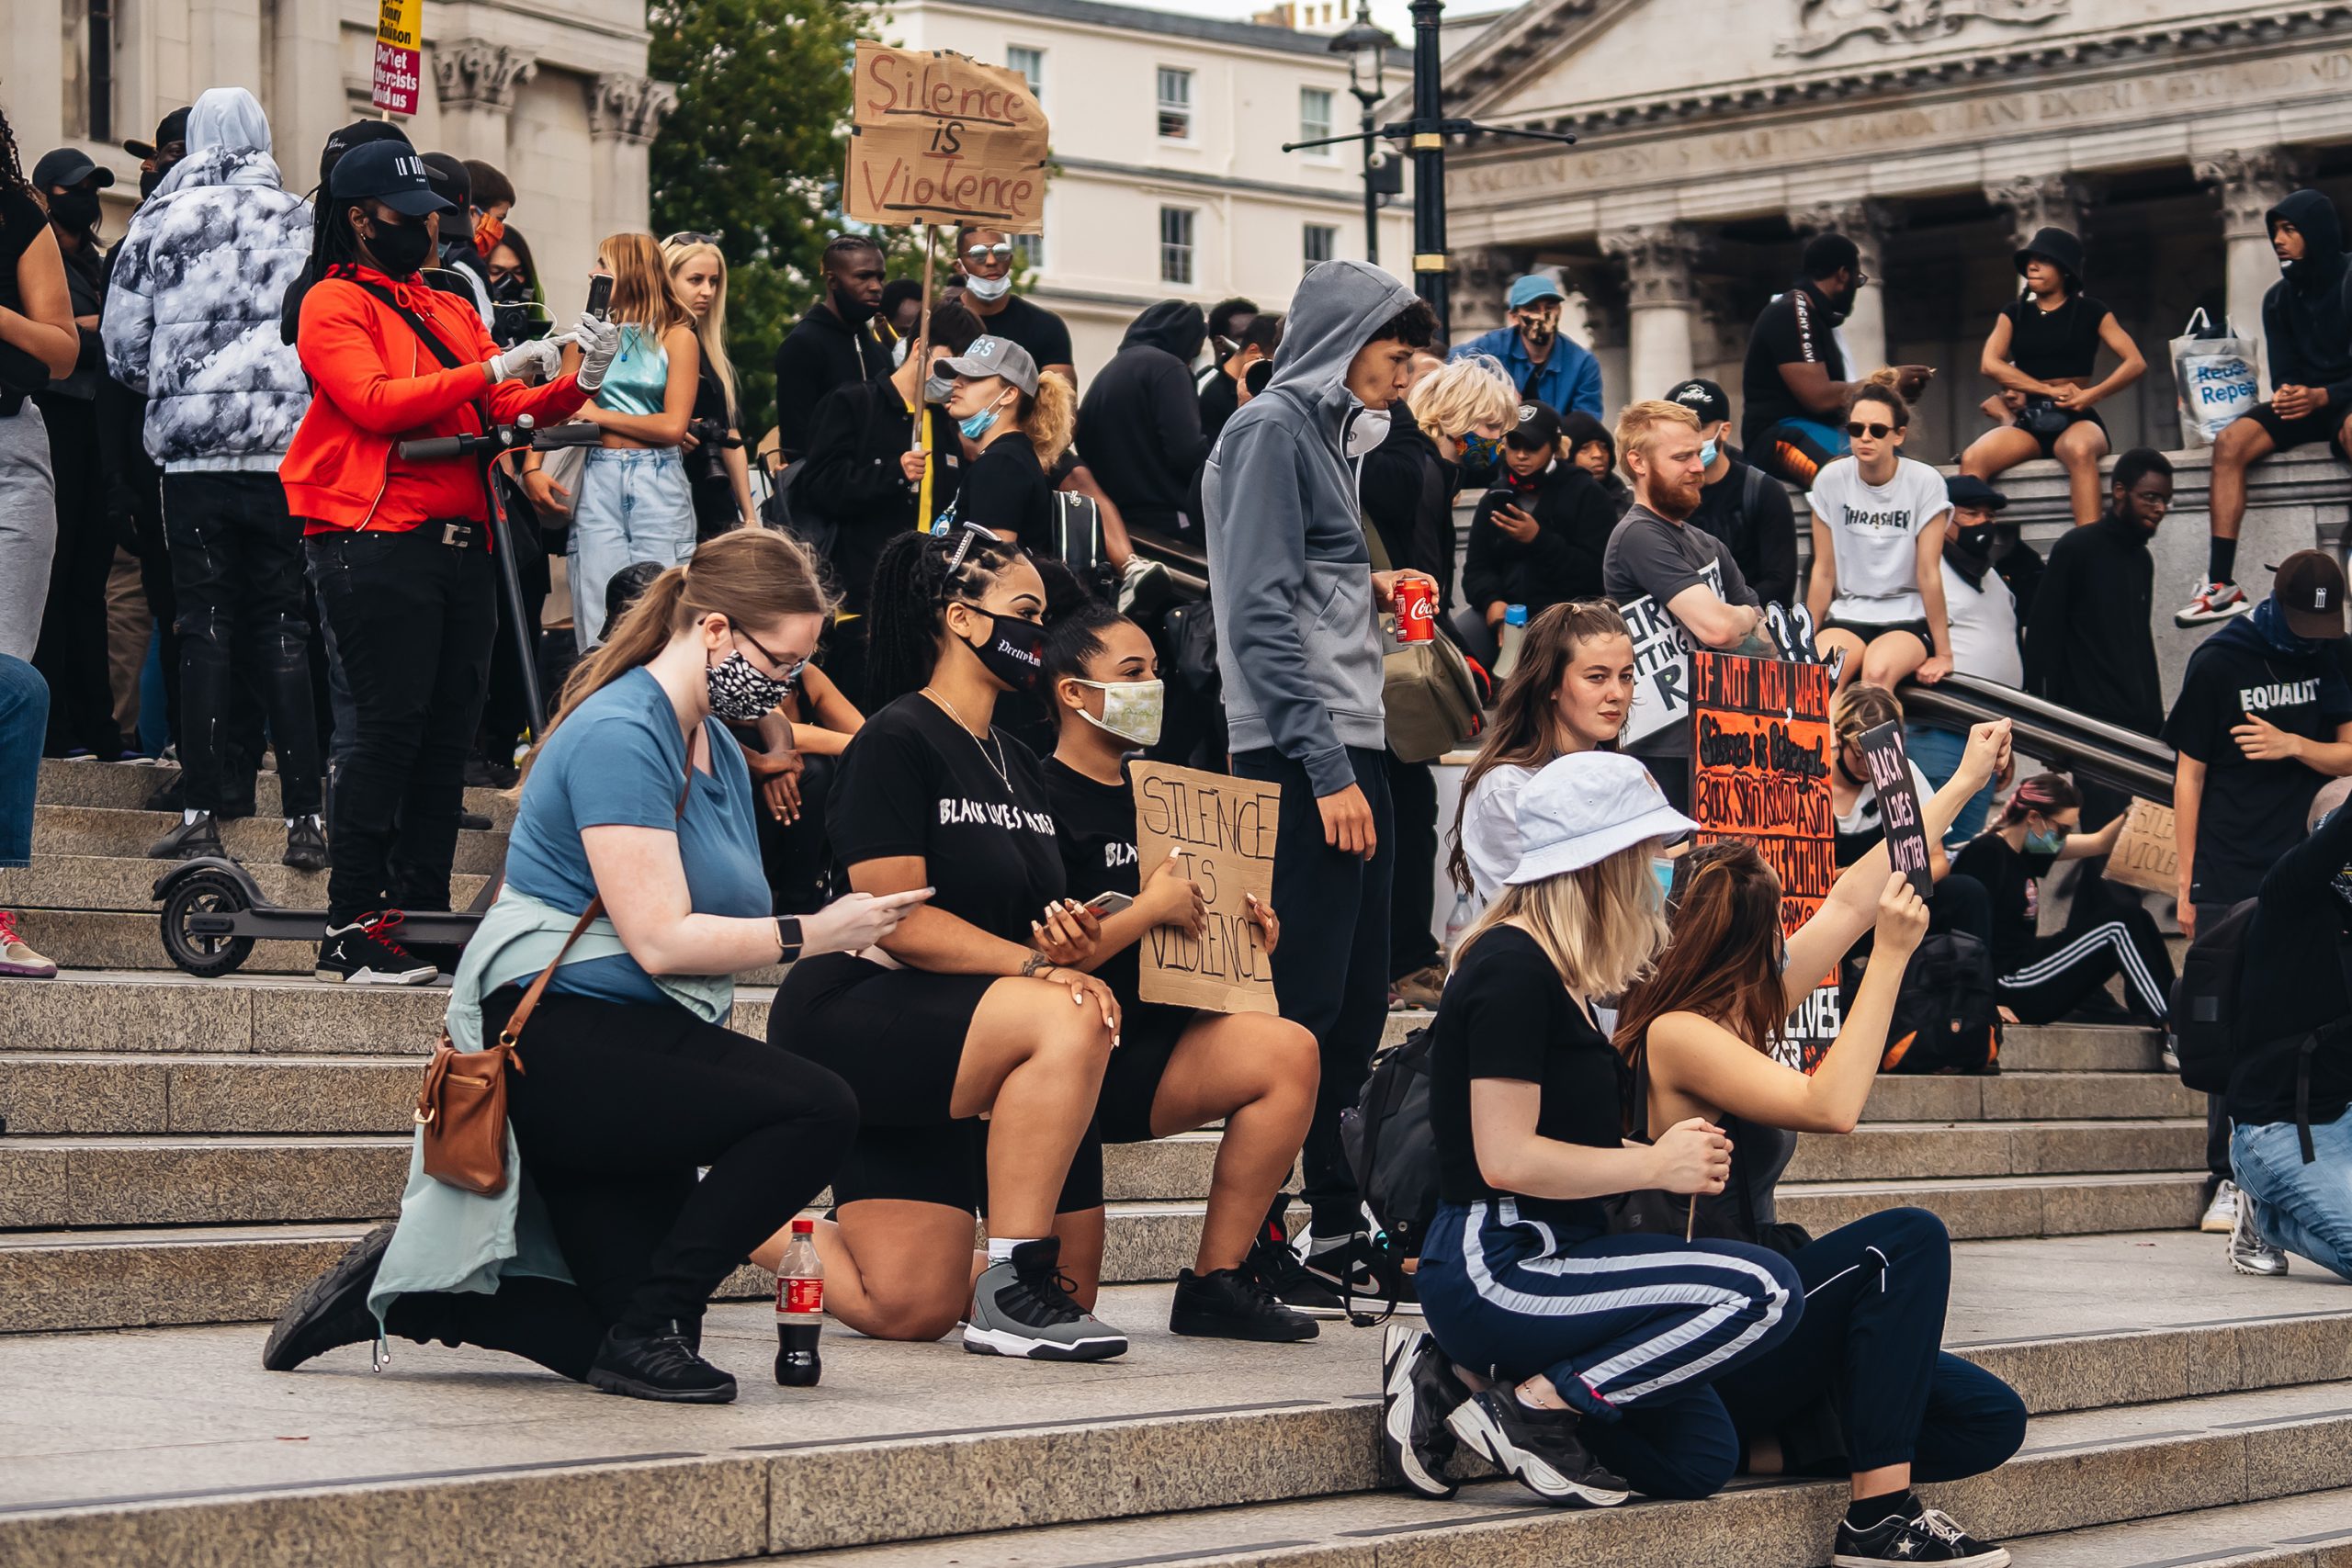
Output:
[2000, 919, 2166, 1016]
[1458, 1201, 1793, 1404]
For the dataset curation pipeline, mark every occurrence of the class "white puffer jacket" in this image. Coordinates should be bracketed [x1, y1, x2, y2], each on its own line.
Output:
[101, 87, 311, 468]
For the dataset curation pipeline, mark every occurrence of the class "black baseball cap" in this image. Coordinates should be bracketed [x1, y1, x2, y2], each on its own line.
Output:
[1945, 474, 2009, 513]
[31, 149, 114, 191]
[328, 141, 453, 217]
[123, 107, 190, 162]
[420, 152, 471, 212]
[2271, 549, 2348, 640]
[320, 120, 413, 186]
[1665, 378, 1730, 427]
[1507, 400, 1562, 450]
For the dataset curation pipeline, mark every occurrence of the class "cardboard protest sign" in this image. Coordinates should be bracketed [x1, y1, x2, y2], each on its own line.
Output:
[1854, 721, 1933, 899]
[1689, 650, 1839, 1065]
[1130, 762, 1279, 1015]
[372, 0, 424, 116]
[846, 42, 1048, 232]
[2103, 798, 2179, 895]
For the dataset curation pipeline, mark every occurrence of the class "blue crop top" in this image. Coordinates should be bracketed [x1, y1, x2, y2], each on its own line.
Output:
[594, 324, 672, 418]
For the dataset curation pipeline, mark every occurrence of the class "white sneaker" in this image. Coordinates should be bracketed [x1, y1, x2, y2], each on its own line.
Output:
[2229, 1191, 2290, 1278]
[2200, 1179, 2241, 1235]
[2176, 579, 2253, 627]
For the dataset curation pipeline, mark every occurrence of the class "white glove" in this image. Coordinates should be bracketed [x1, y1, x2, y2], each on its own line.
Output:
[565, 314, 625, 393]
[487, 336, 564, 385]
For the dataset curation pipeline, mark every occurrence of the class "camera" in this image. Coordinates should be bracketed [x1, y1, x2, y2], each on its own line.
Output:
[689, 416, 741, 484]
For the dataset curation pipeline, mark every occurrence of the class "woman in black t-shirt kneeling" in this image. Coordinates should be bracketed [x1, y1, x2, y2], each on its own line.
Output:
[764, 526, 1129, 1362]
[1040, 606, 1328, 1340]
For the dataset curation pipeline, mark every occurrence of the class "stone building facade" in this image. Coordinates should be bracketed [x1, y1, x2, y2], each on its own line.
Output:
[1438, 0, 2352, 464]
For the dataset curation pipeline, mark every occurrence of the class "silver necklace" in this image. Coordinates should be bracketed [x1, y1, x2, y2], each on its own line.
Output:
[922, 686, 1011, 793]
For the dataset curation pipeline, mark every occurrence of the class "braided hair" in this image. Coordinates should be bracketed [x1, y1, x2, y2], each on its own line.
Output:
[0, 101, 29, 201]
[864, 526, 1025, 710]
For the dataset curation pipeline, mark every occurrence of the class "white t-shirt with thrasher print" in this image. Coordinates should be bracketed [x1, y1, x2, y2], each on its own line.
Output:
[1807, 455, 1951, 625]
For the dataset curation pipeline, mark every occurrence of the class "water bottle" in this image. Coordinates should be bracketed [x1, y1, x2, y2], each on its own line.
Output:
[1443, 890, 1475, 953]
[1493, 604, 1529, 684]
[775, 1218, 823, 1387]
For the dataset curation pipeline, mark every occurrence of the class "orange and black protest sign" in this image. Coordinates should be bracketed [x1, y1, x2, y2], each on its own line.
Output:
[846, 42, 1048, 232]
[1690, 651, 1838, 1058]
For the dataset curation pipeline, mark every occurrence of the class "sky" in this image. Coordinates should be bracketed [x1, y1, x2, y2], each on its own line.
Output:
[1134, 0, 1515, 43]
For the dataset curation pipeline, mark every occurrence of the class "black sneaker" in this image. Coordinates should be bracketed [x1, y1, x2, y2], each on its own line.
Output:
[263, 1223, 393, 1371]
[1833, 1502, 2010, 1565]
[1170, 1266, 1317, 1342]
[146, 811, 224, 861]
[284, 817, 329, 873]
[141, 775, 185, 814]
[1381, 1323, 1467, 1499]
[316, 911, 438, 986]
[1445, 1388, 1630, 1507]
[459, 809, 493, 832]
[587, 1320, 738, 1404]
[1247, 1197, 1345, 1318]
[1300, 1230, 1419, 1316]
[964, 1235, 1128, 1360]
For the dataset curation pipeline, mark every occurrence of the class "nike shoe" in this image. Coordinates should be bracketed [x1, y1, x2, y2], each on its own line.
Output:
[2229, 1191, 2290, 1277]
[2201, 1179, 2241, 1234]
[1444, 1388, 1629, 1507]
[283, 816, 329, 873]
[1295, 1227, 1419, 1316]
[1246, 1198, 1345, 1318]
[2175, 579, 2252, 626]
[1169, 1266, 1317, 1342]
[587, 1321, 737, 1404]
[1833, 1501, 2009, 1565]
[315, 911, 438, 986]
[263, 1223, 394, 1371]
[1381, 1324, 1468, 1499]
[0, 910, 58, 979]
[964, 1235, 1128, 1361]
[147, 811, 225, 861]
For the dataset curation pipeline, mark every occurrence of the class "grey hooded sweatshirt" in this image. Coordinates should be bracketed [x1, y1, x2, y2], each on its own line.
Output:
[1204, 259, 1415, 796]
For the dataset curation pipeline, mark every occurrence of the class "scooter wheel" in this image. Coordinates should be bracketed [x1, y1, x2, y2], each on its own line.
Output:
[160, 870, 255, 978]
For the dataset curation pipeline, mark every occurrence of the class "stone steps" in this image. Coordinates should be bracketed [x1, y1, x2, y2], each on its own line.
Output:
[1, 1243, 2345, 1565]
[1385, 1010, 2170, 1072]
[27, 804, 509, 875]
[30, 758, 517, 827]
[0, 853, 494, 914]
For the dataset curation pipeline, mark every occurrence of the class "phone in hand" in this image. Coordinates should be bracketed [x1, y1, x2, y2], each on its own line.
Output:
[1082, 889, 1135, 917]
[584, 273, 614, 321]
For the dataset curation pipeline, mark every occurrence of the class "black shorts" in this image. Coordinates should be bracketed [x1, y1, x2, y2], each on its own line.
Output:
[2245, 400, 2352, 459]
[1820, 615, 1931, 648]
[2023, 404, 2105, 458]
[1055, 1001, 1196, 1213]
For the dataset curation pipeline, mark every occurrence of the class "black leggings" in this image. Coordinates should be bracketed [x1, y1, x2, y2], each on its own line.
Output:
[387, 987, 857, 1378]
[1996, 903, 2173, 1025]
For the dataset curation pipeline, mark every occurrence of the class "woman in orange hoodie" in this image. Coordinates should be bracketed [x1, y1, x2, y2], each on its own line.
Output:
[284, 141, 619, 985]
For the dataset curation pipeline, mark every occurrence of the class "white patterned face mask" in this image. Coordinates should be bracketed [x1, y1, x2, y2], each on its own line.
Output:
[1072, 678, 1164, 749]
[706, 648, 794, 721]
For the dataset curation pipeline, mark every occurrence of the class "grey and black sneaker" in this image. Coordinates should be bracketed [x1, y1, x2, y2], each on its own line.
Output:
[284, 816, 329, 873]
[316, 911, 438, 986]
[1445, 1388, 1630, 1507]
[147, 811, 224, 861]
[1247, 1198, 1345, 1318]
[1833, 1502, 2009, 1565]
[1382, 1324, 1468, 1499]
[263, 1223, 394, 1371]
[1170, 1266, 1317, 1342]
[587, 1320, 737, 1404]
[2229, 1190, 2290, 1277]
[1298, 1229, 1419, 1316]
[965, 1235, 1128, 1360]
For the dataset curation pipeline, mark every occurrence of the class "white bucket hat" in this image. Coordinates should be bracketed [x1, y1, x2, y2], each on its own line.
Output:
[1507, 751, 1699, 886]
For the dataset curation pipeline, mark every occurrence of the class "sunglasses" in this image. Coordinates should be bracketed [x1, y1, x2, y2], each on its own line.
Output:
[664, 231, 721, 248]
[964, 242, 1014, 263]
[1845, 420, 1896, 440]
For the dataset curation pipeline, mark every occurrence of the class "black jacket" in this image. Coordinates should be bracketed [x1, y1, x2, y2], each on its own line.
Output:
[1463, 458, 1616, 616]
[795, 377, 964, 612]
[1357, 416, 1462, 615]
[774, 304, 893, 460]
[1687, 450, 1797, 607]
[2023, 509, 2161, 734]
[2262, 188, 2352, 405]
[1074, 300, 1210, 534]
[2229, 799, 2352, 1128]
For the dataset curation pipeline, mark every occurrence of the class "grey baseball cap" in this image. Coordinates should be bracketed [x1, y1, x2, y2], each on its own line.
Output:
[939, 333, 1039, 395]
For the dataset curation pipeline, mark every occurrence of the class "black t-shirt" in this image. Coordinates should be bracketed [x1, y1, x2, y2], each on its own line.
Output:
[973, 294, 1073, 373]
[1951, 833, 2056, 976]
[954, 434, 1053, 547]
[1199, 367, 1240, 444]
[0, 188, 45, 318]
[1042, 757, 1145, 1002]
[1686, 451, 1799, 608]
[1740, 281, 1846, 448]
[2004, 293, 2111, 382]
[2162, 633, 2352, 905]
[825, 693, 1064, 942]
[1430, 926, 1628, 1227]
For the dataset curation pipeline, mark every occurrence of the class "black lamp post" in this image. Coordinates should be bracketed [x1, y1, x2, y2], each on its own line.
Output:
[1330, 6, 1396, 266]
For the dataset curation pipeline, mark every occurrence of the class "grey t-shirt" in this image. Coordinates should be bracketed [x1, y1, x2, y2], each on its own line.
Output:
[1603, 502, 1761, 756]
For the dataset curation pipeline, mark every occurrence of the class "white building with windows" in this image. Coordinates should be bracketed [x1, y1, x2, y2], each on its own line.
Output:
[887, 0, 1415, 378]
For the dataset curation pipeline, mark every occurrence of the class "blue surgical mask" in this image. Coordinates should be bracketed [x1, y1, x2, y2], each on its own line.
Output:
[959, 406, 1000, 440]
[1651, 857, 1678, 901]
[1699, 438, 1719, 467]
[1458, 432, 1501, 468]
[2024, 823, 2066, 856]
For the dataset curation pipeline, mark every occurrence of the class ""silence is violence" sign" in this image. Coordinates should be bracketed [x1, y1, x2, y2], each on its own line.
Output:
[846, 43, 1048, 232]
[1130, 762, 1278, 1015]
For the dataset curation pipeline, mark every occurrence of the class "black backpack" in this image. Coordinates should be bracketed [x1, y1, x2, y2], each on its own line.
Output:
[1843, 931, 2002, 1074]
[1338, 1024, 1439, 1317]
[2171, 897, 2258, 1095]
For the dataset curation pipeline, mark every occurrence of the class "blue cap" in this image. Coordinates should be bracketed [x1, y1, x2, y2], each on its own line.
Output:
[1507, 274, 1566, 310]
[327, 141, 453, 218]
[1505, 604, 1528, 626]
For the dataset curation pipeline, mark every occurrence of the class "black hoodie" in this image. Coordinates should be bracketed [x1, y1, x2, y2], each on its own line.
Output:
[2022, 508, 2160, 736]
[2262, 188, 2352, 407]
[1074, 299, 1211, 534]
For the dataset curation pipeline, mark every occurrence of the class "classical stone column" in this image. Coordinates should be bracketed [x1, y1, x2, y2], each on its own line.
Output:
[589, 73, 681, 238]
[1602, 223, 1703, 400]
[2196, 149, 2304, 388]
[433, 41, 538, 167]
[1577, 279, 1630, 418]
[1984, 173, 2098, 253]
[1792, 197, 1898, 376]
[1448, 248, 1518, 344]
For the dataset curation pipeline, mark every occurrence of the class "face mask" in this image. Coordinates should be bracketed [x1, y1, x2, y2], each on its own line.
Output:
[1698, 437, 1719, 468]
[51, 190, 102, 231]
[923, 371, 955, 406]
[706, 647, 794, 722]
[2024, 823, 2067, 856]
[963, 272, 1012, 302]
[891, 336, 910, 367]
[959, 608, 1046, 693]
[1826, 284, 1859, 323]
[490, 272, 528, 304]
[1650, 857, 1677, 902]
[1072, 678, 1165, 749]
[473, 213, 505, 255]
[1458, 432, 1501, 468]
[1955, 525, 1998, 558]
[365, 218, 435, 278]
[959, 402, 1002, 441]
[1345, 405, 1392, 458]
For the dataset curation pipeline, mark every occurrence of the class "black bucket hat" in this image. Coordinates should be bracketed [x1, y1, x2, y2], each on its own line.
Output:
[2013, 226, 2085, 286]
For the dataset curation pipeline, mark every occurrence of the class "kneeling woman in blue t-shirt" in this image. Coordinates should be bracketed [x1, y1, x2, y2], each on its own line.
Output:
[264, 531, 923, 1404]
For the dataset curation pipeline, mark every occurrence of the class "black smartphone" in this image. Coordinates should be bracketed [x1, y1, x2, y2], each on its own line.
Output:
[584, 273, 614, 321]
[1242, 359, 1272, 396]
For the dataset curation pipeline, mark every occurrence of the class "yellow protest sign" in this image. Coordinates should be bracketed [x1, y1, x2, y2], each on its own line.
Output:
[845, 42, 1048, 232]
[1130, 762, 1279, 1016]
[372, 0, 424, 116]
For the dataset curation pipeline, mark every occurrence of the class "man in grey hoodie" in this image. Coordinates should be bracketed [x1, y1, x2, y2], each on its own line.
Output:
[1204, 258, 1438, 1301]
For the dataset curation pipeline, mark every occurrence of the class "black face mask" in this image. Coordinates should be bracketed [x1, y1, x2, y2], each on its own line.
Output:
[139, 158, 181, 200]
[1826, 284, 1859, 323]
[1954, 525, 1998, 559]
[831, 281, 878, 325]
[490, 272, 528, 303]
[365, 217, 435, 278]
[960, 609, 1046, 694]
[51, 190, 103, 231]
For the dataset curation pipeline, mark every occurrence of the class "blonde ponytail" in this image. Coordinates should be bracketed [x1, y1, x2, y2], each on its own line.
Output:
[1024, 370, 1076, 467]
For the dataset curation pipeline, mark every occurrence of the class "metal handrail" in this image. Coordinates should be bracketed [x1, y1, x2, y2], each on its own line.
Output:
[1900, 673, 2175, 801]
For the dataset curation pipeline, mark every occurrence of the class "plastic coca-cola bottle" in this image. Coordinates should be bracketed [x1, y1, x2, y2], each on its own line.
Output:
[775, 1218, 823, 1387]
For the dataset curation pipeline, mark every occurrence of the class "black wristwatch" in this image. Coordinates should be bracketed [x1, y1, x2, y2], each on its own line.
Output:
[775, 916, 804, 964]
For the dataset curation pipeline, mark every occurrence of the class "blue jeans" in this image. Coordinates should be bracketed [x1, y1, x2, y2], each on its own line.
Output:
[568, 447, 695, 649]
[1905, 724, 1992, 847]
[0, 654, 49, 867]
[2233, 1109, 2352, 1282]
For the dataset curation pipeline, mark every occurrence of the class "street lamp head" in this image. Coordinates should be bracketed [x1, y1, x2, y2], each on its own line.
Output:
[1330, 7, 1396, 105]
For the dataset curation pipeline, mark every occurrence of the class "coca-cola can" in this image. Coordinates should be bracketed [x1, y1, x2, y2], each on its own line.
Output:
[1394, 579, 1436, 643]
